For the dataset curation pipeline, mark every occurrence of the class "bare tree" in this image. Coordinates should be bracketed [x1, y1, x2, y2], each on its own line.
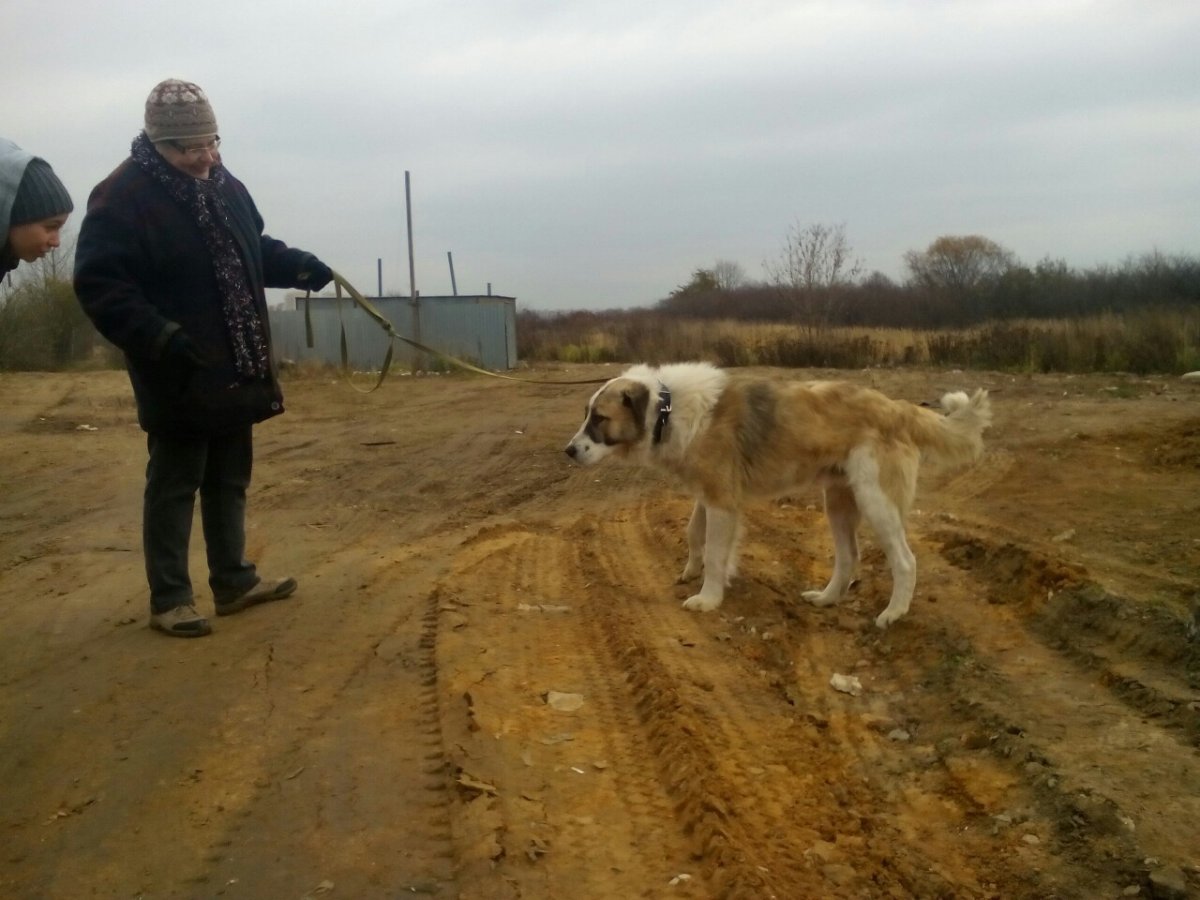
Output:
[764, 221, 862, 292]
[763, 221, 862, 329]
[710, 259, 748, 291]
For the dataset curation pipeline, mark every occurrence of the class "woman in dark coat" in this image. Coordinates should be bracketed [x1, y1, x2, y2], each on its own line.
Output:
[75, 79, 334, 637]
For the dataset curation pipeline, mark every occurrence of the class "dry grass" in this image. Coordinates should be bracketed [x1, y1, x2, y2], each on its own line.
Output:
[520, 308, 1200, 374]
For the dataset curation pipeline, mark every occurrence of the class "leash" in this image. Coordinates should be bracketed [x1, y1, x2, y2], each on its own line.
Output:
[304, 270, 610, 392]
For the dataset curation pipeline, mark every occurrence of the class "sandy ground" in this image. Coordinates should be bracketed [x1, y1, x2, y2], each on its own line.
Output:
[1, 364, 1198, 900]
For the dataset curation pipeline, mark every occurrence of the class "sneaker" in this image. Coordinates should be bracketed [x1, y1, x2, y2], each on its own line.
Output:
[214, 576, 297, 616]
[150, 603, 212, 638]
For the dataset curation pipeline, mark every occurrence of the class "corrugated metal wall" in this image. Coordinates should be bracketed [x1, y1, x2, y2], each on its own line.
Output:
[268, 295, 518, 371]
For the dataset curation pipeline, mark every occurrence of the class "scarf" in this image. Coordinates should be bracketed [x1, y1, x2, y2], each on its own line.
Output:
[131, 132, 269, 380]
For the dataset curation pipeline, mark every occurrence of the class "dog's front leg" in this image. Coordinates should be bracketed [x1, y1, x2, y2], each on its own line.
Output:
[678, 500, 706, 583]
[682, 506, 737, 612]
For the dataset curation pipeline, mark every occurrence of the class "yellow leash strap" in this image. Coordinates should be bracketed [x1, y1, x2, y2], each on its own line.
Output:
[305, 270, 610, 391]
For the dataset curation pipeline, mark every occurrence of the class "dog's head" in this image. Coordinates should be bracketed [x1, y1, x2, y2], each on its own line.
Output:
[564, 376, 652, 465]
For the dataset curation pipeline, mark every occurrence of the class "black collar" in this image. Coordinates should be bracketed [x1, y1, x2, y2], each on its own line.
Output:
[652, 384, 672, 444]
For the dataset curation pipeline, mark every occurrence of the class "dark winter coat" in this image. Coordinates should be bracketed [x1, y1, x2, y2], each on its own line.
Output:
[74, 157, 322, 437]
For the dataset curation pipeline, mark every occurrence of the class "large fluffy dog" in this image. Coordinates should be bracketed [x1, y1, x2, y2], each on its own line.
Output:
[565, 362, 991, 628]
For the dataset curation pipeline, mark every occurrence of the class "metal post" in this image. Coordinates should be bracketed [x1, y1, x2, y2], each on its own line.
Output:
[405, 171, 423, 369]
[377, 258, 382, 297]
[405, 171, 416, 299]
[448, 251, 458, 296]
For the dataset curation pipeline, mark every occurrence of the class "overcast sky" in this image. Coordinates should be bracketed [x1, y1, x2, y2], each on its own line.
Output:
[4, 1, 1197, 310]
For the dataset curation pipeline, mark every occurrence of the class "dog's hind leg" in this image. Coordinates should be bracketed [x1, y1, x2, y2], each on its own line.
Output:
[678, 500, 706, 583]
[682, 506, 737, 612]
[867, 515, 916, 629]
[803, 481, 860, 608]
[849, 451, 917, 629]
[724, 517, 744, 585]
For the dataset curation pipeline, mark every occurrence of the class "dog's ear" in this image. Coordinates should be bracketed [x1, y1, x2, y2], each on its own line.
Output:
[621, 383, 651, 429]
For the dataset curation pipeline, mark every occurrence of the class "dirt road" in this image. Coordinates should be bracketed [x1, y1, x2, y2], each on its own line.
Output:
[2, 365, 1198, 900]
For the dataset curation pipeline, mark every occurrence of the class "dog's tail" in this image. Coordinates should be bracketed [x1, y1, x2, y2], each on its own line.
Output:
[912, 388, 992, 466]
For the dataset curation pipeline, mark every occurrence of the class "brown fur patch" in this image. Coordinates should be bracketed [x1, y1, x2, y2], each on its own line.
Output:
[589, 378, 650, 447]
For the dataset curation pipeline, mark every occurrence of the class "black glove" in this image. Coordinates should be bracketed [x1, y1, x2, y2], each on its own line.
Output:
[163, 330, 209, 370]
[297, 258, 333, 292]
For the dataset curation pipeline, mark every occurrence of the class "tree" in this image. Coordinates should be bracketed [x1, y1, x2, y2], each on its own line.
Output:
[763, 221, 862, 329]
[670, 267, 721, 297]
[903, 235, 1017, 324]
[710, 259, 748, 291]
[903, 235, 1016, 295]
[764, 221, 862, 292]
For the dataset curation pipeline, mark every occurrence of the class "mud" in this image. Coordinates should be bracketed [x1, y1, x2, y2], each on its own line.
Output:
[1, 365, 1197, 899]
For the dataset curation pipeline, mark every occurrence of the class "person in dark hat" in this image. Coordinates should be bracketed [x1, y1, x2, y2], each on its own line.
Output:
[1, 137, 74, 274]
[74, 79, 335, 638]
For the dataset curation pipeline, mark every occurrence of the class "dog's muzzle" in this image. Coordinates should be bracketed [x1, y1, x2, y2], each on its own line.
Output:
[565, 433, 603, 465]
[565, 438, 591, 462]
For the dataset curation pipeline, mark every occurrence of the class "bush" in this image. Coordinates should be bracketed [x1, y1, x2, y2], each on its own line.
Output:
[0, 276, 115, 370]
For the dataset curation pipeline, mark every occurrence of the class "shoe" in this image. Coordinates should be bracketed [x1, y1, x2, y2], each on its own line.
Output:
[214, 576, 297, 616]
[150, 603, 212, 638]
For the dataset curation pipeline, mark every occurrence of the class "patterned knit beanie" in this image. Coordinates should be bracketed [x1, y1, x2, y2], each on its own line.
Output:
[9, 158, 74, 225]
[144, 79, 218, 143]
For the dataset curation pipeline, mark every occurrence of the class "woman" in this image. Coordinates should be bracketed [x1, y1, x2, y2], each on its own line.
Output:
[74, 79, 334, 638]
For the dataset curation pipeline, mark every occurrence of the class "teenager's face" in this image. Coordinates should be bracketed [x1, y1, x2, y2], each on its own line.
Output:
[156, 135, 221, 179]
[7, 215, 69, 262]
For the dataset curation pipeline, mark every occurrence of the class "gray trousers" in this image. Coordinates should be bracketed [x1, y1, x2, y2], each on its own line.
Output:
[144, 427, 258, 613]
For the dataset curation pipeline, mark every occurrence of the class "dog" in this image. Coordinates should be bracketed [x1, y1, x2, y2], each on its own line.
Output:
[565, 362, 992, 628]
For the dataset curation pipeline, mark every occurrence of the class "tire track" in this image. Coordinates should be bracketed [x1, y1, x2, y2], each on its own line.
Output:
[2, 526, 462, 899]
[435, 523, 705, 898]
[934, 528, 1199, 733]
[896, 527, 1200, 887]
[570, 497, 889, 898]
[573, 493, 1087, 899]
[178, 536, 461, 896]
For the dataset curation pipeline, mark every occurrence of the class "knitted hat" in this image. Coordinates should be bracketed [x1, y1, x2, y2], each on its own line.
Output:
[144, 79, 218, 143]
[9, 158, 74, 226]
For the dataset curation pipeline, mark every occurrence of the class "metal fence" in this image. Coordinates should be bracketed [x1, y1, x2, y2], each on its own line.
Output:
[268, 294, 518, 371]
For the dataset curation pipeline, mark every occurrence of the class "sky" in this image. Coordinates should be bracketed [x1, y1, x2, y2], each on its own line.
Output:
[3, 1, 1197, 311]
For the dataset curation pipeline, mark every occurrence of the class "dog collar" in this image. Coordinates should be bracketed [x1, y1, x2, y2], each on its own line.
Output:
[653, 385, 672, 444]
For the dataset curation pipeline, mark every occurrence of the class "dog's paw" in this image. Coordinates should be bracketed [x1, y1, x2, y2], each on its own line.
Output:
[682, 593, 722, 612]
[803, 589, 840, 608]
[874, 607, 907, 629]
[677, 563, 702, 584]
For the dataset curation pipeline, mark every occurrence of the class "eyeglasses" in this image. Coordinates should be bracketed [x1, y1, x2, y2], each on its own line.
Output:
[169, 136, 221, 159]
